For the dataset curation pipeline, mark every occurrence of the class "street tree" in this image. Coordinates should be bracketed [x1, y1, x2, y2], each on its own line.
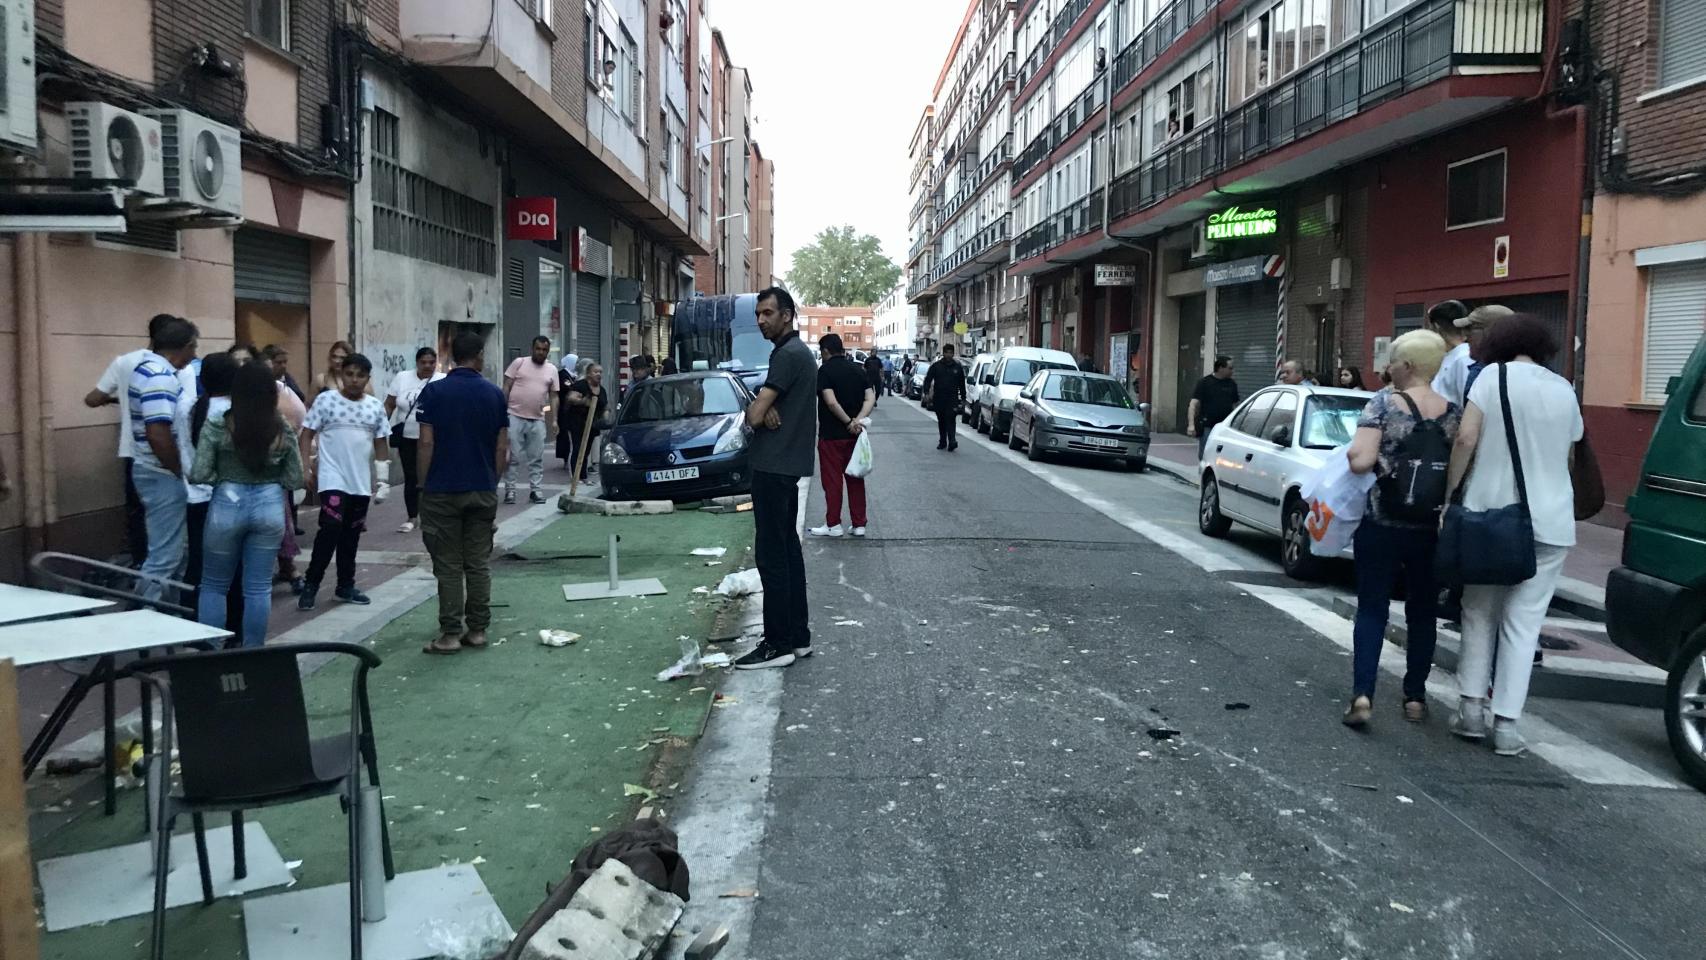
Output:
[785, 226, 902, 307]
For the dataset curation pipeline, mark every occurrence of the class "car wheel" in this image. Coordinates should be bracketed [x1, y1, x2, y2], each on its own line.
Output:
[1124, 456, 1147, 473]
[1198, 475, 1232, 538]
[976, 407, 991, 434]
[1664, 625, 1706, 792]
[1026, 429, 1044, 461]
[1281, 496, 1323, 581]
[990, 414, 1008, 443]
[1007, 425, 1023, 450]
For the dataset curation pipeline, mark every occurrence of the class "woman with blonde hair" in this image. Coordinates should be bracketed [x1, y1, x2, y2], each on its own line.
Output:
[1341, 329, 1461, 727]
[314, 340, 355, 399]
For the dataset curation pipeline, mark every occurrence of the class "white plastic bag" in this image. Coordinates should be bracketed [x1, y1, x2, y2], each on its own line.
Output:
[1297, 444, 1375, 557]
[845, 425, 875, 479]
[716, 568, 763, 597]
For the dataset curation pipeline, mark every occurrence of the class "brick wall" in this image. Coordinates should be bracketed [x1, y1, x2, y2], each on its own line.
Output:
[552, 0, 588, 127]
[365, 0, 400, 41]
[1592, 0, 1706, 183]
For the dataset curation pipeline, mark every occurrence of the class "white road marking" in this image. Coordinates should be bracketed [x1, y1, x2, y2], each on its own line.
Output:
[902, 400, 1680, 791]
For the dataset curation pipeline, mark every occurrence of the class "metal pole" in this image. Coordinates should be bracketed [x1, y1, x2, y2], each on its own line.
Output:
[607, 533, 620, 590]
[360, 785, 386, 922]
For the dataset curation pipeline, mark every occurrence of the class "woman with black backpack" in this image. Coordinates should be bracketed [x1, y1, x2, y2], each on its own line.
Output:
[1341, 329, 1461, 728]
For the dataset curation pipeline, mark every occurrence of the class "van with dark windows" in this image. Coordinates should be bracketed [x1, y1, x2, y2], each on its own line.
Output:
[669, 294, 772, 395]
[1605, 338, 1706, 791]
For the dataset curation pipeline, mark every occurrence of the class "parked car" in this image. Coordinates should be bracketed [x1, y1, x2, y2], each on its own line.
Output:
[971, 346, 1078, 441]
[1605, 338, 1706, 791]
[1007, 370, 1150, 470]
[600, 372, 755, 502]
[907, 364, 928, 401]
[963, 353, 996, 424]
[1196, 384, 1373, 579]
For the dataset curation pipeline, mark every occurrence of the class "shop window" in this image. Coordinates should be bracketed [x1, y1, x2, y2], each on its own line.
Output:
[250, 0, 290, 51]
[1643, 260, 1706, 404]
[1445, 150, 1506, 230]
[1392, 302, 1425, 335]
[1659, 0, 1706, 89]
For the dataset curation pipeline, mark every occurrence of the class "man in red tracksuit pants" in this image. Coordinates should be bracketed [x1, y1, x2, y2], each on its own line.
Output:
[809, 334, 876, 539]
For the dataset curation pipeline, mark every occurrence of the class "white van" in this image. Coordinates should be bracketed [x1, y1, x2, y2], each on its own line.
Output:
[963, 353, 996, 424]
[971, 346, 1078, 442]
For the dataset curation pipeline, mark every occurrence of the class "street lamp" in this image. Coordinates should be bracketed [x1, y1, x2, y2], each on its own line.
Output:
[715, 212, 746, 223]
[697, 136, 734, 154]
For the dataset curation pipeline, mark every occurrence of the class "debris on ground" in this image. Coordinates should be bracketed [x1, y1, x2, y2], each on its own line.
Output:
[719, 888, 759, 899]
[622, 783, 657, 802]
[1396, 795, 1414, 804]
[1389, 901, 1415, 913]
[1146, 728, 1182, 741]
[1224, 702, 1251, 711]
[1342, 782, 1379, 792]
[539, 629, 581, 647]
[716, 569, 763, 597]
[712, 694, 739, 708]
[691, 547, 728, 558]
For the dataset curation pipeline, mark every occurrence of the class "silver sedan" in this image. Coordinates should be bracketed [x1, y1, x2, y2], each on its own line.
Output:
[1008, 370, 1150, 471]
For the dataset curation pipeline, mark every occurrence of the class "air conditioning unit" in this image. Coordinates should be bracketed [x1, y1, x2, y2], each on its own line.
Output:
[147, 108, 243, 218]
[65, 102, 164, 196]
[0, 0, 36, 151]
[1189, 220, 1212, 260]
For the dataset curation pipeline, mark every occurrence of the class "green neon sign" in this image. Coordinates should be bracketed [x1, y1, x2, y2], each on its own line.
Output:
[1204, 205, 1279, 241]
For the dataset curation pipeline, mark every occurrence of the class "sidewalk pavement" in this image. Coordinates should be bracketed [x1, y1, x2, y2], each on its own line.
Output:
[30, 503, 753, 959]
[1144, 431, 1621, 594]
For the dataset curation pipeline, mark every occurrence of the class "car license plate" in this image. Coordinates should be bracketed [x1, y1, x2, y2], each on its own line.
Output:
[1082, 436, 1120, 449]
[646, 467, 701, 483]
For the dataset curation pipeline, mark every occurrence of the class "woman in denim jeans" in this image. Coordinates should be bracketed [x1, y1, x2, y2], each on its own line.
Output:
[190, 363, 305, 647]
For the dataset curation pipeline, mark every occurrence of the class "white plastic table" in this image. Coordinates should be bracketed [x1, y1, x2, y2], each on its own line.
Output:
[0, 583, 114, 626]
[2, 609, 232, 816]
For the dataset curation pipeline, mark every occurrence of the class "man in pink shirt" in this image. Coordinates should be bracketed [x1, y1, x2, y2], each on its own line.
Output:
[503, 336, 558, 504]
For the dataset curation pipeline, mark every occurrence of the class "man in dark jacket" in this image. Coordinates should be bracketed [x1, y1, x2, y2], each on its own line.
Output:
[921, 345, 968, 451]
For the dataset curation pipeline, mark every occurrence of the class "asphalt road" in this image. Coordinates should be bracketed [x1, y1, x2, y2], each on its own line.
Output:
[732, 398, 1704, 960]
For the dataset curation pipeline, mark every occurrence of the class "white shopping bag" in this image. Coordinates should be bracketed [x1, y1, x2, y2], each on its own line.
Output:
[1297, 444, 1375, 556]
[845, 424, 875, 479]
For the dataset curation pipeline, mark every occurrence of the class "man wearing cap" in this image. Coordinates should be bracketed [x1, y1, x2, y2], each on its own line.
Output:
[1460, 305, 1515, 397]
[1426, 300, 1472, 407]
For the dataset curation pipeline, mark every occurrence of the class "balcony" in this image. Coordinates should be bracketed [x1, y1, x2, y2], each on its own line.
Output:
[1021, 0, 1543, 266]
[1012, 66, 1107, 181]
[1110, 0, 1215, 94]
[1018, 0, 1094, 92]
[909, 189, 936, 229]
[1011, 186, 1105, 261]
[966, 53, 1017, 128]
[938, 135, 1012, 225]
[923, 215, 1012, 294]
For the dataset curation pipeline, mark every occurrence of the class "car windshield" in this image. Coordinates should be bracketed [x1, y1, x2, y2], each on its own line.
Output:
[721, 327, 771, 373]
[1042, 375, 1133, 408]
[620, 377, 744, 424]
[1300, 395, 1367, 449]
[1003, 359, 1072, 385]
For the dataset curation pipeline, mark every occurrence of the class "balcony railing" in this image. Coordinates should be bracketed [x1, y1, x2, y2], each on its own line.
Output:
[926, 215, 1011, 289]
[939, 134, 1013, 224]
[1041, 0, 1543, 254]
[1111, 0, 1214, 93]
[1013, 67, 1107, 181]
[909, 189, 936, 228]
[967, 52, 1017, 127]
[1018, 0, 1092, 92]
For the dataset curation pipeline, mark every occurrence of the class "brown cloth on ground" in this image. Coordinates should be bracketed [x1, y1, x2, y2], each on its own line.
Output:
[494, 818, 691, 960]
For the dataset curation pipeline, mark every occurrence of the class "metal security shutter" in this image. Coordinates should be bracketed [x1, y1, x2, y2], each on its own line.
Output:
[1660, 0, 1706, 88]
[1214, 279, 1279, 379]
[1644, 260, 1706, 403]
[575, 274, 604, 364]
[234, 229, 312, 304]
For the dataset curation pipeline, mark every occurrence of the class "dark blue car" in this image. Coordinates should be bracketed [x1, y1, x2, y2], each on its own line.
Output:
[599, 371, 756, 501]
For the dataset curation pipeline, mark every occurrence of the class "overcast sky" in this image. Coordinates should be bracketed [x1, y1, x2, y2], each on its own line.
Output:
[709, 0, 971, 282]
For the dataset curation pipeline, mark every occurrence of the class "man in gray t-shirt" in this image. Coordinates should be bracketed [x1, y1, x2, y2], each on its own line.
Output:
[735, 288, 819, 670]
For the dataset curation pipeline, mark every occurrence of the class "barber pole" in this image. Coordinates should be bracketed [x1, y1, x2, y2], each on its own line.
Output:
[1267, 253, 1288, 377]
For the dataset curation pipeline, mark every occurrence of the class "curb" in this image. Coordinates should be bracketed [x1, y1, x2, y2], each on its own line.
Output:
[1145, 455, 1200, 487]
[1328, 595, 1663, 709]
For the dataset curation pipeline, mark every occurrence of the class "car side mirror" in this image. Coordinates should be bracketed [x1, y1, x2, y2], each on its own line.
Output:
[1139, 402, 1151, 413]
[1271, 425, 1293, 447]
[1019, 389, 1035, 400]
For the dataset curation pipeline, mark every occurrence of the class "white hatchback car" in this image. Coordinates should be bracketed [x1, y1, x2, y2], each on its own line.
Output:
[1196, 384, 1373, 579]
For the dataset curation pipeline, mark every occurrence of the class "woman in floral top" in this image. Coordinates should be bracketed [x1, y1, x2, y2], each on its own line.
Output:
[1341, 330, 1461, 727]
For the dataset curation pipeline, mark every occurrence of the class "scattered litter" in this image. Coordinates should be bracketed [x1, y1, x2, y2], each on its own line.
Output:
[1145, 728, 1182, 741]
[284, 860, 304, 871]
[657, 637, 706, 682]
[525, 803, 543, 810]
[623, 783, 657, 802]
[1389, 901, 1415, 914]
[1224, 702, 1251, 711]
[717, 569, 763, 597]
[1342, 782, 1379, 792]
[423, 910, 513, 960]
[692, 586, 712, 595]
[1130, 847, 1144, 855]
[720, 888, 759, 899]
[785, 724, 809, 733]
[1151, 892, 1170, 901]
[833, 619, 864, 627]
[470, 855, 487, 866]
[1396, 795, 1414, 804]
[691, 547, 728, 558]
[712, 694, 740, 708]
[1237, 872, 1254, 882]
[917, 619, 929, 626]
[539, 629, 580, 647]
[699, 652, 733, 669]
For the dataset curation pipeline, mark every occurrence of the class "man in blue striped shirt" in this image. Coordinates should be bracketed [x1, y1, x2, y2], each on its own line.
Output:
[128, 317, 199, 603]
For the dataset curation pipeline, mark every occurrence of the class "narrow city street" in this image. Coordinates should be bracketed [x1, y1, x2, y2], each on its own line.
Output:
[681, 400, 1704, 960]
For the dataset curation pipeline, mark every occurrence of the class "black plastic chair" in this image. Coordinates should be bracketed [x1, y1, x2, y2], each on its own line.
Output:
[122, 642, 395, 960]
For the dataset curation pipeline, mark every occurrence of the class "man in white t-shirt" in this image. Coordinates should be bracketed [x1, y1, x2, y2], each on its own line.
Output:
[502, 336, 558, 504]
[299, 352, 391, 610]
[384, 346, 446, 533]
[1427, 300, 1472, 406]
[85, 314, 183, 561]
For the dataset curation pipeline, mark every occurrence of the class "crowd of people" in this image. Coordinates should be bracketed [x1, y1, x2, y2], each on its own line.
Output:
[88, 317, 654, 655]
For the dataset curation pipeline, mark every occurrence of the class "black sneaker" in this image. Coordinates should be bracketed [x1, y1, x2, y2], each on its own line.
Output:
[297, 583, 319, 611]
[529, 490, 548, 504]
[734, 643, 796, 670]
[503, 489, 517, 505]
[793, 642, 813, 659]
[335, 586, 372, 606]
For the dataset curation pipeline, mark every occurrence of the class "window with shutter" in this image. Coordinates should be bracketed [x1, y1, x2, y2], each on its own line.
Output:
[1643, 260, 1706, 403]
[1659, 0, 1706, 89]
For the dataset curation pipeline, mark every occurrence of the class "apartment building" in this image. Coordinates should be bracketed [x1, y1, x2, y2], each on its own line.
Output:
[906, 0, 1026, 358]
[692, 29, 773, 296]
[874, 281, 921, 352]
[1580, 0, 1706, 519]
[799, 307, 877, 353]
[0, 0, 743, 575]
[749, 139, 776, 290]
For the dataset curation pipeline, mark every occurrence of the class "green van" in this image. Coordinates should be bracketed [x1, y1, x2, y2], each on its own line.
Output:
[1606, 338, 1706, 791]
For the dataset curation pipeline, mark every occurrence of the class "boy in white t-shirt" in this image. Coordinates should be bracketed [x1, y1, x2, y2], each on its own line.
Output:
[299, 353, 391, 609]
